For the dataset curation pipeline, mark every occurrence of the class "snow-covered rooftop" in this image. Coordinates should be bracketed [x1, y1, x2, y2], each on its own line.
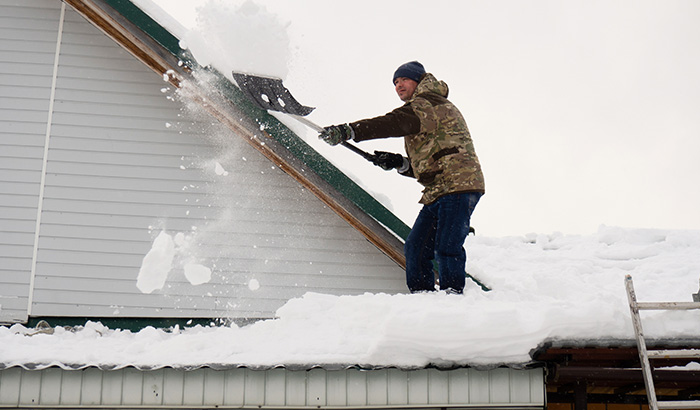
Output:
[3, 226, 700, 370]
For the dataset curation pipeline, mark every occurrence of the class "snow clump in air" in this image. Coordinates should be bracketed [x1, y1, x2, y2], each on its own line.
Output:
[136, 231, 176, 294]
[181, 0, 291, 80]
[137, 231, 214, 293]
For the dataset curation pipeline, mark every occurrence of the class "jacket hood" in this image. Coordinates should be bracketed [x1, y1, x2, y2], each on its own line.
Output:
[410, 73, 449, 102]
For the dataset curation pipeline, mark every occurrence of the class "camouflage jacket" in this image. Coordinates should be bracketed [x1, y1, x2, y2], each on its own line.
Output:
[350, 73, 485, 204]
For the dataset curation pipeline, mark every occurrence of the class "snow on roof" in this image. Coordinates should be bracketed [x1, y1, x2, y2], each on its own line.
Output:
[2, 226, 700, 369]
[3, 0, 697, 371]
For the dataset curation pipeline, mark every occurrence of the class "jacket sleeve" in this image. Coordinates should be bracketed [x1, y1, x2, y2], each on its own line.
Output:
[349, 104, 421, 142]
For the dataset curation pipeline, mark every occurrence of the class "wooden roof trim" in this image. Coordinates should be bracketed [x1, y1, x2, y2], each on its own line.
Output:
[63, 0, 407, 268]
[63, 0, 184, 88]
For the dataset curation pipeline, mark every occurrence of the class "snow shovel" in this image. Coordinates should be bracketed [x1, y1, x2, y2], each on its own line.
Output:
[231, 72, 375, 161]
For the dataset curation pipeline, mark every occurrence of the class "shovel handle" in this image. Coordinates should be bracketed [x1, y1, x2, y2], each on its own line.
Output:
[341, 141, 375, 161]
[290, 115, 324, 132]
[291, 116, 375, 162]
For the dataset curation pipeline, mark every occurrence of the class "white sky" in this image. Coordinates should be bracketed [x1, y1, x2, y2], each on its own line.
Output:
[149, 0, 700, 237]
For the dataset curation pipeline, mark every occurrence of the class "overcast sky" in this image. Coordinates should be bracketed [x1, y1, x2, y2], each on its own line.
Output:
[148, 0, 700, 237]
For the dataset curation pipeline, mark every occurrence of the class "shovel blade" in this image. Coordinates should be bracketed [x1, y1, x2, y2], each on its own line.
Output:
[232, 72, 315, 116]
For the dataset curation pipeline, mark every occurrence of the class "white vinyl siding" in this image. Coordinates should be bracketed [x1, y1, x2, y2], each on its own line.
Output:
[0, 366, 545, 409]
[0, 0, 61, 323]
[0, 1, 406, 323]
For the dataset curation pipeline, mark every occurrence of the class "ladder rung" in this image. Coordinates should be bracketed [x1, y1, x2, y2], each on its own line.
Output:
[648, 349, 700, 359]
[658, 400, 700, 409]
[637, 301, 700, 310]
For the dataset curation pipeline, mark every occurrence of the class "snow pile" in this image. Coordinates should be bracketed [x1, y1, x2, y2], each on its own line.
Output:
[2, 226, 699, 369]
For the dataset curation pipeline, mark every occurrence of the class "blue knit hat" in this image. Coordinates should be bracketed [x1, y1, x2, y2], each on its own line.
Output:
[392, 61, 426, 84]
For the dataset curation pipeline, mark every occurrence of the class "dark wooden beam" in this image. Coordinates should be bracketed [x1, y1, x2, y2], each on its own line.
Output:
[573, 380, 587, 410]
[554, 367, 700, 383]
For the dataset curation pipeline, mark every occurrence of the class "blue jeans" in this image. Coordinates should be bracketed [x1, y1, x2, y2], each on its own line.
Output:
[404, 192, 482, 293]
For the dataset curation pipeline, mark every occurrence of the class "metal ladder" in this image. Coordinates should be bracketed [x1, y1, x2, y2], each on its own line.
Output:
[625, 275, 700, 410]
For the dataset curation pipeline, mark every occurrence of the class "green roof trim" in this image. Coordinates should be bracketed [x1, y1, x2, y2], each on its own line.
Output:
[26, 317, 247, 332]
[104, 0, 411, 240]
[102, 0, 182, 56]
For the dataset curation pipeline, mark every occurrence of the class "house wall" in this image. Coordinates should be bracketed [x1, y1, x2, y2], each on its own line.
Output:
[0, 0, 406, 324]
[0, 366, 546, 409]
[0, 0, 61, 324]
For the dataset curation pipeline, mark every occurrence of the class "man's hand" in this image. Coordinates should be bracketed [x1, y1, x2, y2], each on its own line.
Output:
[319, 124, 354, 146]
[372, 151, 406, 171]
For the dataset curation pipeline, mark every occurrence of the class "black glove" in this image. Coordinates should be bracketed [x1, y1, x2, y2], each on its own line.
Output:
[372, 151, 405, 170]
[318, 124, 354, 146]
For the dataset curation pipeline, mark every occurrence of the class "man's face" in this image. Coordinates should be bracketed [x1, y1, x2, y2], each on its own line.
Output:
[394, 77, 418, 102]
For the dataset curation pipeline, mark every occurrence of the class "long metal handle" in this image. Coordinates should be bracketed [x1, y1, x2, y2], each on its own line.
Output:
[290, 115, 375, 161]
[290, 114, 324, 132]
[340, 141, 375, 161]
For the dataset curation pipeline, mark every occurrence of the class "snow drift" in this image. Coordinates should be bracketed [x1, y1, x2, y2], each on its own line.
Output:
[2, 226, 699, 369]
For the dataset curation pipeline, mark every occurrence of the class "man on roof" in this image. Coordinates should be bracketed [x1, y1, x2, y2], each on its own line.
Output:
[319, 61, 485, 295]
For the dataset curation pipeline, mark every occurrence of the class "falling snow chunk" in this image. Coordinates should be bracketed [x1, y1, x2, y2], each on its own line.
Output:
[214, 162, 229, 176]
[162, 69, 176, 82]
[181, 1, 290, 79]
[184, 263, 212, 286]
[173, 232, 188, 248]
[136, 232, 175, 294]
[248, 278, 260, 291]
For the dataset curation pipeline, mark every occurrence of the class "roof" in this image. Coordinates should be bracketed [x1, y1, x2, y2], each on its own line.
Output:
[63, 0, 410, 267]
